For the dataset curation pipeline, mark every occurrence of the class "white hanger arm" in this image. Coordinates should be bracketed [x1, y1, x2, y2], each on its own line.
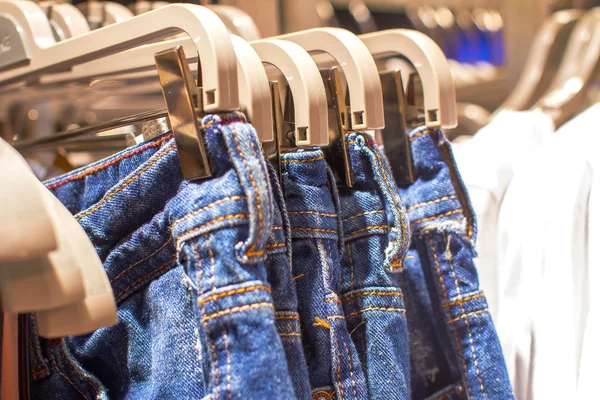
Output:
[38, 2, 90, 40]
[360, 29, 458, 129]
[251, 39, 329, 147]
[276, 27, 384, 130]
[0, 2, 239, 111]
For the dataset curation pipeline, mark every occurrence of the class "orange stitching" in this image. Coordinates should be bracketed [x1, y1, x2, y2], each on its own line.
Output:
[173, 196, 247, 226]
[112, 239, 173, 283]
[327, 315, 345, 320]
[46, 134, 173, 190]
[201, 302, 274, 323]
[31, 368, 47, 378]
[198, 285, 271, 305]
[288, 210, 337, 217]
[30, 340, 41, 370]
[276, 315, 300, 321]
[266, 243, 286, 249]
[412, 209, 463, 225]
[409, 129, 433, 141]
[49, 349, 87, 400]
[443, 292, 485, 308]
[76, 143, 176, 221]
[336, 344, 345, 400]
[279, 333, 302, 337]
[272, 226, 283, 230]
[230, 127, 264, 258]
[342, 210, 385, 223]
[178, 214, 248, 241]
[325, 298, 342, 303]
[116, 257, 176, 298]
[340, 291, 404, 303]
[429, 235, 471, 398]
[246, 249, 265, 257]
[345, 225, 392, 238]
[292, 227, 337, 234]
[60, 341, 98, 395]
[281, 155, 325, 163]
[448, 309, 489, 324]
[446, 232, 485, 397]
[342, 337, 358, 399]
[346, 307, 406, 319]
[313, 317, 331, 329]
[293, 274, 305, 281]
[407, 195, 458, 212]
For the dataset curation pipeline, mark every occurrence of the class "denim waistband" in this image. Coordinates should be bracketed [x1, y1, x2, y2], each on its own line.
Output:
[398, 127, 477, 242]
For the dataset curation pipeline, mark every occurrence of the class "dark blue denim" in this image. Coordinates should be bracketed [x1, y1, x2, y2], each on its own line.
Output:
[31, 113, 295, 399]
[338, 133, 411, 399]
[282, 150, 368, 400]
[397, 127, 513, 399]
[265, 162, 312, 400]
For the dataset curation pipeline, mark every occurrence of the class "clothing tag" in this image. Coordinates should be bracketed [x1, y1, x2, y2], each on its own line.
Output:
[0, 16, 30, 72]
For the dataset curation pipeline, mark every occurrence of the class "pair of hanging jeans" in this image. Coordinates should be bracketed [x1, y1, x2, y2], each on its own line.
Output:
[29, 113, 305, 400]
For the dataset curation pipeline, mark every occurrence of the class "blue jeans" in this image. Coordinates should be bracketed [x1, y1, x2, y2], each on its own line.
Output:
[282, 150, 368, 400]
[397, 127, 513, 399]
[338, 133, 412, 399]
[32, 113, 295, 399]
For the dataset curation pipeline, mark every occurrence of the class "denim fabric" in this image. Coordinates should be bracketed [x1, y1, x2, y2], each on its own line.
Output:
[31, 113, 295, 399]
[265, 162, 312, 400]
[338, 132, 411, 399]
[282, 150, 368, 400]
[397, 127, 513, 399]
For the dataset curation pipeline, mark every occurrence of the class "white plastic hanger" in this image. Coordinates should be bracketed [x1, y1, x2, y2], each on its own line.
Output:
[276, 27, 384, 131]
[129, 1, 168, 16]
[0, 2, 239, 112]
[76, 1, 134, 30]
[360, 29, 458, 129]
[207, 5, 261, 42]
[38, 2, 91, 40]
[251, 39, 328, 147]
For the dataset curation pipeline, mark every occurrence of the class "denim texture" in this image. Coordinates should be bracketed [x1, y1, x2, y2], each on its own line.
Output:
[31, 113, 295, 399]
[338, 133, 411, 399]
[282, 150, 368, 400]
[397, 127, 513, 399]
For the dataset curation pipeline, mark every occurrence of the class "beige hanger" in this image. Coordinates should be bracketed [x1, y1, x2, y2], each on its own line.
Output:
[534, 7, 600, 127]
[496, 9, 583, 114]
[207, 5, 261, 41]
[128, 1, 169, 16]
[0, 2, 239, 113]
[38, 2, 91, 40]
[76, 1, 134, 30]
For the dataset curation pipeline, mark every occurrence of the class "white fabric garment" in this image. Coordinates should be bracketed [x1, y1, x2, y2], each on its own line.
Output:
[495, 103, 600, 400]
[452, 110, 554, 321]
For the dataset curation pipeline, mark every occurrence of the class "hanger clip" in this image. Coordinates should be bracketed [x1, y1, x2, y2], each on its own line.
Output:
[154, 45, 212, 181]
[379, 69, 416, 186]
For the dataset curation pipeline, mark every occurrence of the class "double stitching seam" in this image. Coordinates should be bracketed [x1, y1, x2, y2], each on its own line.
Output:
[116, 257, 176, 299]
[449, 309, 489, 323]
[288, 210, 338, 217]
[76, 143, 176, 221]
[46, 134, 173, 190]
[112, 239, 173, 283]
[281, 155, 324, 163]
[412, 209, 463, 225]
[443, 292, 485, 308]
[445, 232, 486, 397]
[59, 342, 99, 397]
[429, 235, 472, 399]
[49, 349, 88, 400]
[201, 302, 274, 323]
[345, 307, 406, 319]
[177, 214, 249, 244]
[292, 227, 337, 234]
[342, 338, 358, 399]
[344, 225, 392, 238]
[198, 285, 271, 305]
[173, 196, 247, 226]
[407, 195, 458, 213]
[342, 210, 385, 223]
[339, 291, 404, 303]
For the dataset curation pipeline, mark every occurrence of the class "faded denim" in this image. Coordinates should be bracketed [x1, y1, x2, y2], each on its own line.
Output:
[397, 127, 514, 399]
[282, 150, 368, 400]
[31, 113, 295, 400]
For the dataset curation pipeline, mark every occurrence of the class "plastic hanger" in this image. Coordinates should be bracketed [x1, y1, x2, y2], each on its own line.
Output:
[534, 7, 600, 128]
[251, 39, 328, 147]
[76, 1, 134, 30]
[38, 2, 91, 40]
[360, 29, 458, 129]
[207, 5, 261, 41]
[129, 1, 168, 16]
[276, 27, 385, 131]
[496, 9, 583, 114]
[0, 2, 239, 113]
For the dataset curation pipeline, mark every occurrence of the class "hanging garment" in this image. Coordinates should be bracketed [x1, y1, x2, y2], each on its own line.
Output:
[397, 127, 514, 400]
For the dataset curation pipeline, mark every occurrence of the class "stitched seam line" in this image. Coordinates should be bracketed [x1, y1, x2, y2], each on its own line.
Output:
[60, 342, 98, 395]
[50, 349, 88, 400]
[177, 214, 249, 243]
[342, 210, 385, 223]
[281, 155, 324, 163]
[293, 274, 305, 280]
[346, 307, 407, 319]
[112, 239, 172, 283]
[31, 368, 47, 378]
[275, 315, 300, 320]
[409, 129, 433, 141]
[337, 291, 404, 303]
[279, 333, 302, 337]
[46, 134, 173, 190]
[407, 195, 458, 212]
[288, 210, 338, 217]
[345, 225, 392, 238]
[443, 292, 485, 308]
[412, 209, 462, 225]
[448, 309, 489, 324]
[198, 285, 271, 305]
[446, 232, 486, 398]
[429, 235, 471, 399]
[436, 387, 460, 400]
[76, 143, 176, 221]
[173, 196, 247, 226]
[292, 227, 337, 233]
[231, 126, 263, 257]
[337, 342, 345, 400]
[201, 302, 274, 323]
[266, 243, 286, 249]
[116, 257, 176, 299]
[342, 337, 358, 399]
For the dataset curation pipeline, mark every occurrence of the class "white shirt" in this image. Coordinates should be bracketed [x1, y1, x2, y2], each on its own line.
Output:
[495, 103, 600, 399]
[452, 110, 554, 321]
